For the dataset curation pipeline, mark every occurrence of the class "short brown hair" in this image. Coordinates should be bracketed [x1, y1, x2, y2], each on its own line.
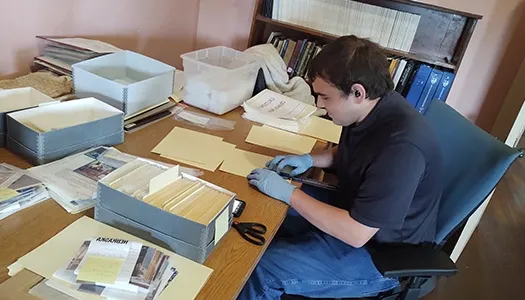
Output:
[308, 35, 394, 99]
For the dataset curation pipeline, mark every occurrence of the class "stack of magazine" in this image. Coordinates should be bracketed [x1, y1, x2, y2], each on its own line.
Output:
[0, 163, 49, 220]
[242, 89, 317, 133]
[52, 237, 178, 300]
[28, 146, 203, 214]
[28, 147, 137, 214]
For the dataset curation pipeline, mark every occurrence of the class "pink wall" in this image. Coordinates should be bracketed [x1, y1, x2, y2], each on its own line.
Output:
[0, 0, 200, 77]
[2, 0, 525, 131]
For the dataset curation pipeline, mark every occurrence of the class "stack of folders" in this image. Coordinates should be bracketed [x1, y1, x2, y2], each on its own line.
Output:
[52, 237, 178, 300]
[33, 36, 121, 76]
[107, 160, 231, 225]
[0, 163, 49, 220]
[124, 100, 176, 133]
[242, 89, 317, 133]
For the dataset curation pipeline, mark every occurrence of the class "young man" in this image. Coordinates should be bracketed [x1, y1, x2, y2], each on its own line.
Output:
[239, 35, 443, 300]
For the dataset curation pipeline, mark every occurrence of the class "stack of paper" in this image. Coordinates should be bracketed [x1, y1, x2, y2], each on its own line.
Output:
[28, 147, 202, 214]
[242, 89, 317, 133]
[124, 100, 176, 133]
[103, 160, 233, 225]
[51, 236, 177, 300]
[10, 216, 213, 300]
[300, 116, 342, 144]
[245, 125, 317, 155]
[0, 163, 50, 220]
[34, 37, 121, 76]
[28, 147, 137, 213]
[152, 127, 236, 172]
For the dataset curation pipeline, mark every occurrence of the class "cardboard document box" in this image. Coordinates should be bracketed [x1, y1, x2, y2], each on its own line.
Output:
[96, 160, 235, 255]
[6, 98, 124, 165]
[0, 88, 56, 147]
[95, 204, 223, 263]
[72, 50, 176, 117]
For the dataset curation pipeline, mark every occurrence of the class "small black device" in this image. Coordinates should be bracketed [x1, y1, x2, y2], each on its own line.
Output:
[233, 199, 246, 217]
[232, 221, 267, 246]
[279, 166, 338, 191]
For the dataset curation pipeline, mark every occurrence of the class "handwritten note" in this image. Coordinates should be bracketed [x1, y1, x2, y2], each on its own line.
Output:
[77, 256, 123, 284]
[0, 188, 19, 202]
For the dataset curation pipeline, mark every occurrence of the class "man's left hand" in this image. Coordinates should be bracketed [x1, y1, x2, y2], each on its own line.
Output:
[247, 168, 296, 205]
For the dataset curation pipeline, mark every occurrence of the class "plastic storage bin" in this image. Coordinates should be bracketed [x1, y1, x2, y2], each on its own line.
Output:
[72, 50, 176, 117]
[181, 46, 261, 115]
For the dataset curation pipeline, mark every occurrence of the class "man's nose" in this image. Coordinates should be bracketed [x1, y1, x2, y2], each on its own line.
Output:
[316, 97, 325, 109]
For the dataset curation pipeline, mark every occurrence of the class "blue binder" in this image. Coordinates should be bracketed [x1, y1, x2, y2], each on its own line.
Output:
[405, 64, 432, 107]
[432, 71, 455, 102]
[416, 69, 443, 114]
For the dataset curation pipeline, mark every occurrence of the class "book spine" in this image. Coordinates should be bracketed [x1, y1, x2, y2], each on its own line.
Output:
[395, 60, 416, 93]
[432, 71, 455, 102]
[392, 60, 408, 87]
[283, 39, 297, 66]
[405, 64, 432, 107]
[288, 39, 304, 74]
[416, 69, 443, 113]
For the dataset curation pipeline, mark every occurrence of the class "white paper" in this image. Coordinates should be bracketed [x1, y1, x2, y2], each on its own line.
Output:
[243, 89, 316, 120]
[214, 209, 229, 245]
[48, 37, 122, 53]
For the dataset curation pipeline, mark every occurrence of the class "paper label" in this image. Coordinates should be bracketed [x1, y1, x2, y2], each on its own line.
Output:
[0, 188, 19, 202]
[77, 256, 124, 284]
[178, 111, 210, 125]
[214, 208, 229, 245]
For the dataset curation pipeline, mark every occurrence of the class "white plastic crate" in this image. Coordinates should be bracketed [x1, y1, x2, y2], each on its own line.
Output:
[181, 46, 261, 115]
[72, 50, 176, 117]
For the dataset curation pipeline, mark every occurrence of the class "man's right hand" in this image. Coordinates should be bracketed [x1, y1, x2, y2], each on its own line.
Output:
[266, 154, 313, 177]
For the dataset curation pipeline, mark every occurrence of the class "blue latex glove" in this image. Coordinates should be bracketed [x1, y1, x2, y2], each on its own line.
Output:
[266, 154, 313, 177]
[247, 168, 296, 204]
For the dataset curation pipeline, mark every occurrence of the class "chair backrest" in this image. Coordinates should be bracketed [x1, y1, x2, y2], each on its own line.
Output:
[423, 100, 522, 244]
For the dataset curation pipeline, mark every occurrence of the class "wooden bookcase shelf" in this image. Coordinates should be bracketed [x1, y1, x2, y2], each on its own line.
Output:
[248, 0, 482, 74]
[254, 15, 457, 70]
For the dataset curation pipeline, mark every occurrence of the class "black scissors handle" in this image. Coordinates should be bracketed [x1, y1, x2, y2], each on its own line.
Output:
[233, 221, 267, 246]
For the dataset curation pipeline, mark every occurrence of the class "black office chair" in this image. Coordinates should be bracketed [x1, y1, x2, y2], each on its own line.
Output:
[283, 100, 523, 300]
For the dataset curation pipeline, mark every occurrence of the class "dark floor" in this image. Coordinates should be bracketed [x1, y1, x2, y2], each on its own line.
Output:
[424, 143, 525, 299]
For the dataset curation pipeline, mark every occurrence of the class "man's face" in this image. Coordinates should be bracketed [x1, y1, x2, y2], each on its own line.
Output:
[312, 77, 361, 126]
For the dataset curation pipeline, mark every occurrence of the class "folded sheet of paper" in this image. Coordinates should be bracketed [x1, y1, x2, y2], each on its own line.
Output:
[300, 116, 342, 144]
[152, 127, 236, 172]
[16, 216, 213, 300]
[219, 149, 273, 177]
[245, 125, 316, 155]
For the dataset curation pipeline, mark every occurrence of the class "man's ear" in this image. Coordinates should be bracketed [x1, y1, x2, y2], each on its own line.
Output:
[350, 83, 366, 103]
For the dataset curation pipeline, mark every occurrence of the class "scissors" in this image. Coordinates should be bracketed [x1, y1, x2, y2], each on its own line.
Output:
[232, 221, 267, 246]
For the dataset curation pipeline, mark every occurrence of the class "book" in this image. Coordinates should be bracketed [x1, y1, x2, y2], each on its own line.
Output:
[267, 0, 420, 52]
[395, 60, 417, 93]
[415, 68, 443, 113]
[405, 64, 432, 107]
[432, 71, 455, 102]
[392, 60, 408, 87]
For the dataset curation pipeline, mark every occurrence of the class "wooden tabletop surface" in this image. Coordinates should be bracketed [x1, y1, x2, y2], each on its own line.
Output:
[0, 105, 328, 300]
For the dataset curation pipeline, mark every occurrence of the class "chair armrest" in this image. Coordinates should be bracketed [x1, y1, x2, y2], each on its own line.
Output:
[368, 244, 458, 278]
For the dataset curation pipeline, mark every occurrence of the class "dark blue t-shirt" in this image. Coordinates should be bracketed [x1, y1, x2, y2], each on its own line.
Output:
[334, 91, 443, 244]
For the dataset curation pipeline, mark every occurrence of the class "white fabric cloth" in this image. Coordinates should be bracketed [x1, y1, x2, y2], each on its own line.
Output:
[244, 43, 316, 106]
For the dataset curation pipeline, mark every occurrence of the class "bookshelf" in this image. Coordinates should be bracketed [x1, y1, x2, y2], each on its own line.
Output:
[248, 0, 482, 74]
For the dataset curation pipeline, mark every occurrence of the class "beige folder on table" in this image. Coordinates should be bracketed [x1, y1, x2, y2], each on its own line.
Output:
[14, 216, 213, 300]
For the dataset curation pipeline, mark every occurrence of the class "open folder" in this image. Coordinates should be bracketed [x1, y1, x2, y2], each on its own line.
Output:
[13, 217, 213, 300]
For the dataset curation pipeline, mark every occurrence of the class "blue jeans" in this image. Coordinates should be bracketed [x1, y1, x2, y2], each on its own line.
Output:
[238, 185, 399, 300]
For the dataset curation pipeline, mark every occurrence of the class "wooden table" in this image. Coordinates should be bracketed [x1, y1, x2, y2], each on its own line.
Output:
[0, 106, 327, 299]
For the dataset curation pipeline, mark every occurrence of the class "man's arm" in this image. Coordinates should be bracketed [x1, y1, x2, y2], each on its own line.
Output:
[310, 146, 338, 169]
[289, 188, 378, 248]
